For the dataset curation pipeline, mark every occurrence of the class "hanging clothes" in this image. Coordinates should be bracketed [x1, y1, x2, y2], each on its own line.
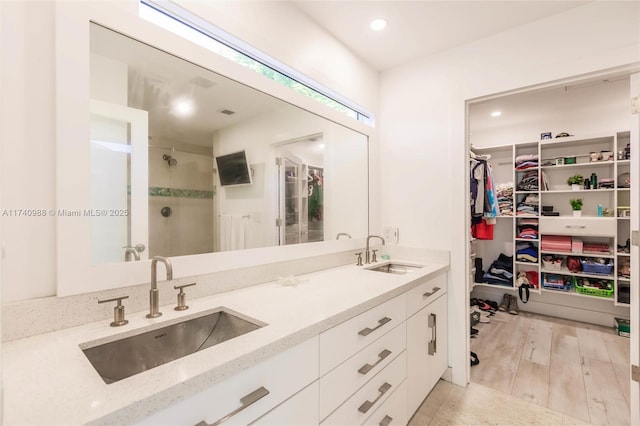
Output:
[470, 154, 499, 239]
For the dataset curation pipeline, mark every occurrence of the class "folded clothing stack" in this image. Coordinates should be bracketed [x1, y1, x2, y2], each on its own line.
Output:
[482, 253, 514, 286]
[583, 242, 611, 253]
[515, 154, 539, 171]
[516, 193, 539, 216]
[541, 234, 572, 252]
[496, 183, 514, 216]
[598, 178, 615, 188]
[517, 170, 539, 191]
[518, 218, 538, 239]
[516, 242, 538, 263]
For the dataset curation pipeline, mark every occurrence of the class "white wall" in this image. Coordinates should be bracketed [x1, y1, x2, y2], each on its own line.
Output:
[0, 1, 56, 301]
[379, 1, 640, 386]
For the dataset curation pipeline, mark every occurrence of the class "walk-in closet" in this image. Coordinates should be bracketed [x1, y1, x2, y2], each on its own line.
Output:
[467, 71, 637, 425]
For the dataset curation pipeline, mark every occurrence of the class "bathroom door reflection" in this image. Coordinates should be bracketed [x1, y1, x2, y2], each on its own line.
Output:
[90, 100, 149, 263]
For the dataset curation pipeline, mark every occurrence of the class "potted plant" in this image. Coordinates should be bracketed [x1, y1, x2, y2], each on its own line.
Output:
[567, 174, 583, 191]
[569, 198, 583, 217]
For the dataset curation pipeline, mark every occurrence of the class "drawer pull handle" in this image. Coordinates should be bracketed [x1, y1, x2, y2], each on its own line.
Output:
[358, 382, 392, 414]
[565, 225, 586, 229]
[358, 317, 392, 336]
[428, 313, 437, 355]
[423, 286, 441, 298]
[358, 349, 392, 375]
[195, 386, 269, 426]
[380, 415, 393, 426]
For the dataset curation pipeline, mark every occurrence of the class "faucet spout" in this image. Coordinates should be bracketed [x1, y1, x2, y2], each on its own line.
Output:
[365, 235, 385, 264]
[147, 256, 172, 318]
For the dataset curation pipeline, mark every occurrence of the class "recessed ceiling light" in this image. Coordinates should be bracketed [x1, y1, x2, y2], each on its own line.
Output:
[370, 18, 387, 31]
[491, 111, 502, 117]
[172, 98, 195, 117]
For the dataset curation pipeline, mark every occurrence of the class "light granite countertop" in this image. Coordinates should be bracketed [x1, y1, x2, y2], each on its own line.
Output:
[3, 259, 448, 425]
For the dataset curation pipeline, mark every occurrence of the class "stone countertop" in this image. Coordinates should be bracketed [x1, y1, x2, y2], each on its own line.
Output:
[3, 259, 448, 425]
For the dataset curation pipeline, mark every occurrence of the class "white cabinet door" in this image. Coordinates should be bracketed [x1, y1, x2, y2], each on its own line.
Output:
[253, 381, 319, 426]
[406, 293, 448, 418]
[428, 293, 448, 391]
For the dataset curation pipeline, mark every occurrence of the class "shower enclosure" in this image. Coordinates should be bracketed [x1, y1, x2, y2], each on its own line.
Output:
[148, 146, 214, 257]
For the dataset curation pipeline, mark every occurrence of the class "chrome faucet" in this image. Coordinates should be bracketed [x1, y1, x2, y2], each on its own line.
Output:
[336, 232, 352, 240]
[124, 247, 140, 262]
[147, 256, 173, 318]
[365, 235, 385, 264]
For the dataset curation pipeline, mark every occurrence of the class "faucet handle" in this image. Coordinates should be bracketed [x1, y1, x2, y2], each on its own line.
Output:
[371, 249, 378, 263]
[174, 283, 196, 311]
[355, 252, 363, 266]
[98, 295, 129, 327]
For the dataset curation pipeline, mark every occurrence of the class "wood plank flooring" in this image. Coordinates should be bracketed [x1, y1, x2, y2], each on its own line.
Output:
[470, 310, 630, 425]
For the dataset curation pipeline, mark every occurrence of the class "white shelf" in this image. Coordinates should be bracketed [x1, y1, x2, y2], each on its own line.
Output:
[540, 250, 614, 259]
[515, 261, 538, 266]
[617, 277, 631, 282]
[540, 267, 614, 280]
[617, 252, 631, 257]
[540, 287, 614, 301]
[473, 282, 514, 290]
[541, 188, 614, 193]
[617, 159, 631, 164]
[540, 161, 615, 169]
[515, 238, 538, 242]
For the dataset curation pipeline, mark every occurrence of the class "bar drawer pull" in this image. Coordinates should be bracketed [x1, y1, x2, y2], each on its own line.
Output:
[358, 382, 392, 414]
[195, 386, 269, 426]
[380, 415, 393, 426]
[359, 317, 391, 336]
[423, 286, 441, 298]
[428, 313, 437, 355]
[565, 225, 586, 229]
[358, 349, 392, 375]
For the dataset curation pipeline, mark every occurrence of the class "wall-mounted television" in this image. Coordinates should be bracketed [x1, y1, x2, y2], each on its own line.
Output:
[215, 150, 253, 186]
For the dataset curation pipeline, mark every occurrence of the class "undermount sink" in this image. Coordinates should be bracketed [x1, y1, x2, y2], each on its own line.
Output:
[81, 308, 265, 384]
[366, 263, 424, 275]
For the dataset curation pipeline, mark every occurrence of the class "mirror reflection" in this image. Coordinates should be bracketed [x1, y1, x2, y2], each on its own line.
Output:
[89, 24, 368, 263]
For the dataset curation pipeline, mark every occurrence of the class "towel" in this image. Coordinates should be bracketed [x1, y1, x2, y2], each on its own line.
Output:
[220, 214, 247, 251]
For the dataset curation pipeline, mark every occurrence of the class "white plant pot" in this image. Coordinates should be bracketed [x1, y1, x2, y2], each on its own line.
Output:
[573, 210, 582, 217]
[571, 184, 581, 191]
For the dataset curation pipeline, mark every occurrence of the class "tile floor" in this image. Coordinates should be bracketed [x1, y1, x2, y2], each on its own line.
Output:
[410, 310, 630, 425]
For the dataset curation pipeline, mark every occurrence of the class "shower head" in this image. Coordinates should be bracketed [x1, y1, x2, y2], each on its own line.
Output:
[162, 154, 178, 167]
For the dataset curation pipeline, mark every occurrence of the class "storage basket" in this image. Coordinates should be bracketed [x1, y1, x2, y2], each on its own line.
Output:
[542, 274, 571, 291]
[542, 255, 563, 270]
[580, 259, 614, 275]
[573, 277, 614, 298]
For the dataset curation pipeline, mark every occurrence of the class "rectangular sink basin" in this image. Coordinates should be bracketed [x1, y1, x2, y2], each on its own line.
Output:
[366, 263, 424, 275]
[81, 308, 265, 384]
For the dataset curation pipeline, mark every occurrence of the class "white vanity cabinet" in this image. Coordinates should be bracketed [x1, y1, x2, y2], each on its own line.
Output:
[406, 274, 448, 418]
[135, 337, 319, 426]
[319, 294, 407, 425]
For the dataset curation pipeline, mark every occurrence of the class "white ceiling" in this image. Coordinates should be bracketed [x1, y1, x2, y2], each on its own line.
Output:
[292, 1, 591, 71]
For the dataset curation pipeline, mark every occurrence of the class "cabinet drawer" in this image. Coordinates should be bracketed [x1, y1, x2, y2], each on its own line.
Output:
[539, 217, 616, 237]
[406, 273, 446, 317]
[253, 381, 319, 426]
[321, 351, 407, 426]
[320, 295, 406, 375]
[136, 337, 319, 426]
[362, 380, 407, 426]
[320, 322, 406, 420]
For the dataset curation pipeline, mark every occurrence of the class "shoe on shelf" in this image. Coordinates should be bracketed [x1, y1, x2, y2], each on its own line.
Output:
[508, 294, 519, 315]
[470, 327, 479, 337]
[498, 293, 510, 311]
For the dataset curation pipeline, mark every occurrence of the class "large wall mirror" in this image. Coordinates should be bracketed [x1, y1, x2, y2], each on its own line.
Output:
[55, 4, 368, 296]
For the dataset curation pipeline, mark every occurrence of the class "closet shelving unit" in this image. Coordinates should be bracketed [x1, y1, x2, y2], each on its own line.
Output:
[471, 131, 632, 307]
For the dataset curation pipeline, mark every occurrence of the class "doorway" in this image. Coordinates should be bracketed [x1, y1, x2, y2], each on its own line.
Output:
[275, 135, 325, 246]
[466, 70, 638, 424]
